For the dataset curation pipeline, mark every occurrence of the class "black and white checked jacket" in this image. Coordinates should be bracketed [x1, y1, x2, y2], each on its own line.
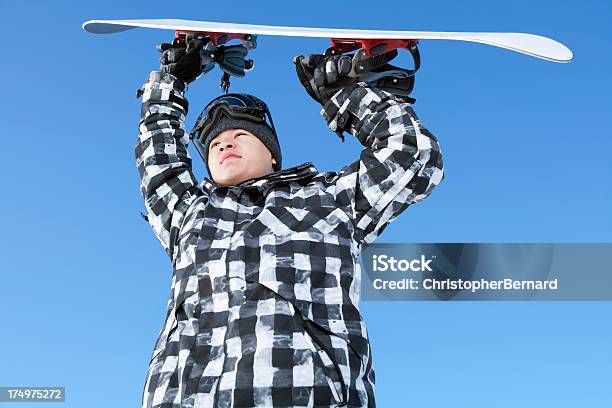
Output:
[136, 71, 444, 408]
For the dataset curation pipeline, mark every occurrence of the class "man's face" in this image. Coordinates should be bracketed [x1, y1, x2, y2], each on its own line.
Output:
[207, 128, 277, 186]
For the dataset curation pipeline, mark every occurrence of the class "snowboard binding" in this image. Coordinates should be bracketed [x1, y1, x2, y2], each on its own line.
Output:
[174, 30, 257, 93]
[326, 38, 421, 103]
[172, 29, 420, 101]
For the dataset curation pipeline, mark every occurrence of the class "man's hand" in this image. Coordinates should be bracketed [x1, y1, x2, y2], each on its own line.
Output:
[295, 49, 419, 105]
[293, 54, 357, 106]
[157, 35, 209, 84]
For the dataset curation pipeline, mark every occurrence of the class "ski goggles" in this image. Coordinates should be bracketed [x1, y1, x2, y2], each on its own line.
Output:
[189, 93, 276, 160]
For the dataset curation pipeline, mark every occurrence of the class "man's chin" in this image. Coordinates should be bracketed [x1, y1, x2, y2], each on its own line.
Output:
[213, 166, 273, 187]
[214, 170, 249, 186]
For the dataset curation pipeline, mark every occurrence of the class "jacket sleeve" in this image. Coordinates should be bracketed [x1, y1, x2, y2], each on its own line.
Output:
[135, 71, 203, 262]
[322, 82, 445, 247]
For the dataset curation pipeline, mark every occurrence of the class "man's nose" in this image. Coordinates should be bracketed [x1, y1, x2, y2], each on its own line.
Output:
[219, 140, 235, 150]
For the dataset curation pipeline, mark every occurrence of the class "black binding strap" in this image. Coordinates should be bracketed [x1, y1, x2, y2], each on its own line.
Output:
[360, 44, 420, 103]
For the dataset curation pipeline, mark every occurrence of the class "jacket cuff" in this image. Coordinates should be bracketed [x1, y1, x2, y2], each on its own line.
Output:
[137, 71, 186, 98]
[137, 71, 188, 112]
[321, 82, 397, 144]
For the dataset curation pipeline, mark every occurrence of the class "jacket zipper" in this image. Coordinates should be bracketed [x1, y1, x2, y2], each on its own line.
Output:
[294, 309, 349, 407]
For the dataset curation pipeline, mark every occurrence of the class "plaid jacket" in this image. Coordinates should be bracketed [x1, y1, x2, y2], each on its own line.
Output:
[136, 71, 444, 408]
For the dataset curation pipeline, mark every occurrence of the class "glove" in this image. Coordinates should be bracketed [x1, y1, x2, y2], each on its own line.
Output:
[214, 44, 251, 77]
[157, 35, 208, 84]
[296, 49, 418, 105]
[293, 53, 357, 106]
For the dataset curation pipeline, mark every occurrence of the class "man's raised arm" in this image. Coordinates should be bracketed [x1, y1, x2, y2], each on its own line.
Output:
[322, 83, 444, 246]
[294, 53, 445, 247]
[135, 37, 208, 262]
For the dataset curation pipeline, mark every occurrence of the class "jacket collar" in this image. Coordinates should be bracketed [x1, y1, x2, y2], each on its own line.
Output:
[199, 162, 318, 195]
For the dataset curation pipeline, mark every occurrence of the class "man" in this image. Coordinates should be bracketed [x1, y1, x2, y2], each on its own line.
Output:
[136, 36, 444, 407]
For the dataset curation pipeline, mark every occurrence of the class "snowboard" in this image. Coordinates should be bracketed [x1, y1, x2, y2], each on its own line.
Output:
[82, 19, 572, 95]
[82, 18, 573, 63]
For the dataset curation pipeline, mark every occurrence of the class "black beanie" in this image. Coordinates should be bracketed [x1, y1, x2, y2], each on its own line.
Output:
[201, 115, 282, 176]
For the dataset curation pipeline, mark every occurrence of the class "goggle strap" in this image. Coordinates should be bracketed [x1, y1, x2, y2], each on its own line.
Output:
[197, 104, 271, 144]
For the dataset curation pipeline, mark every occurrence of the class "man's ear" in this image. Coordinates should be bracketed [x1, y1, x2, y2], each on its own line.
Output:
[272, 158, 277, 165]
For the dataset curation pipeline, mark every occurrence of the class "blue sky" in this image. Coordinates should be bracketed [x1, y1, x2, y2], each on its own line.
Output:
[0, 0, 610, 407]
